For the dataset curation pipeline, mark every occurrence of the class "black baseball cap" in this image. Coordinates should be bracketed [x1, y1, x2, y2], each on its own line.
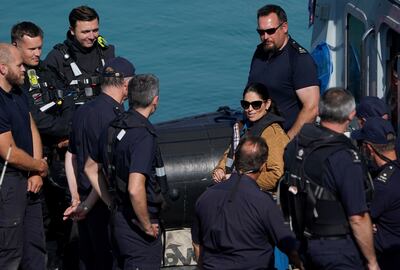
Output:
[356, 96, 390, 119]
[351, 117, 396, 144]
[102, 57, 135, 78]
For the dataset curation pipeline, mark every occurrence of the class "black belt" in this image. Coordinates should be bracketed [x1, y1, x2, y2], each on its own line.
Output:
[4, 170, 29, 178]
[309, 234, 351, 241]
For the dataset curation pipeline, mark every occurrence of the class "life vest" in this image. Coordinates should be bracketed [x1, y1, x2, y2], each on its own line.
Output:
[283, 123, 373, 238]
[25, 62, 64, 112]
[53, 35, 108, 99]
[225, 112, 284, 173]
[105, 110, 168, 210]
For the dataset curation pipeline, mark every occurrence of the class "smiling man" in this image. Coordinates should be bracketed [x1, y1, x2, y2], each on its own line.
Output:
[11, 21, 77, 269]
[44, 5, 115, 96]
[248, 4, 320, 140]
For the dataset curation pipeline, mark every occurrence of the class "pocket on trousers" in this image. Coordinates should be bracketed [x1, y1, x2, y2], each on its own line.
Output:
[0, 218, 22, 249]
[0, 184, 15, 204]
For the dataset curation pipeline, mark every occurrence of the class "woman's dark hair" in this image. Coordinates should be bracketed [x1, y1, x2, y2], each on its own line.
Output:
[242, 83, 282, 116]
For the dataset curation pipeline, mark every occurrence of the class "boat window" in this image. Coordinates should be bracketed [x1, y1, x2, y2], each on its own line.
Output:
[385, 29, 400, 133]
[346, 15, 364, 102]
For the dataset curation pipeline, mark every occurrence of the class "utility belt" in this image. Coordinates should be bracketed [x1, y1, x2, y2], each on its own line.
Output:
[304, 222, 351, 239]
[306, 233, 351, 241]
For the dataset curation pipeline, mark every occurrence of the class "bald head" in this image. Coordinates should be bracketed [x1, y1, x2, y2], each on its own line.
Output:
[0, 43, 15, 64]
[0, 43, 25, 90]
[234, 136, 268, 174]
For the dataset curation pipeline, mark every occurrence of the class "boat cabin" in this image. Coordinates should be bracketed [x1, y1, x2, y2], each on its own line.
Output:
[310, 0, 400, 132]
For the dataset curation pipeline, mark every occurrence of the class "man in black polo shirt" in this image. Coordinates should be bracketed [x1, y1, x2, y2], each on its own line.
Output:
[63, 57, 135, 270]
[0, 43, 48, 270]
[248, 4, 319, 139]
[192, 136, 303, 270]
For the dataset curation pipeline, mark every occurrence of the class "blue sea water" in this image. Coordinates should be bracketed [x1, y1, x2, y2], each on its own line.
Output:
[0, 0, 312, 123]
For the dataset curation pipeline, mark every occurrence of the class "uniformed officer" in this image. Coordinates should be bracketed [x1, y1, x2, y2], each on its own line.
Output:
[283, 88, 379, 269]
[0, 43, 48, 270]
[11, 21, 77, 269]
[356, 96, 390, 127]
[12, 21, 75, 139]
[355, 96, 400, 165]
[247, 4, 320, 139]
[63, 57, 135, 270]
[97, 74, 163, 269]
[44, 5, 115, 101]
[352, 117, 400, 270]
[192, 136, 303, 270]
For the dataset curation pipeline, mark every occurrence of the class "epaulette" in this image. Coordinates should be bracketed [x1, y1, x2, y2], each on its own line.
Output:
[375, 164, 396, 184]
[346, 149, 361, 164]
[289, 39, 308, 54]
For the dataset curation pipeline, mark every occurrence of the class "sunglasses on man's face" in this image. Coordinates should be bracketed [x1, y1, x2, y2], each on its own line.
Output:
[256, 22, 284, 36]
[240, 100, 264, 110]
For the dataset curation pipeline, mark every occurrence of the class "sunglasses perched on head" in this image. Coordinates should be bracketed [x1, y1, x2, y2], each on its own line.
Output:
[240, 100, 264, 110]
[256, 22, 284, 36]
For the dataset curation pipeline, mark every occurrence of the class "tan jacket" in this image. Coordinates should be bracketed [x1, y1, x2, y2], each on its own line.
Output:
[214, 122, 289, 191]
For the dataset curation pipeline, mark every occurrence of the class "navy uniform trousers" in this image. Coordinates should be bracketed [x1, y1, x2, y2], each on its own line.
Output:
[305, 237, 364, 270]
[0, 172, 46, 270]
[77, 200, 114, 270]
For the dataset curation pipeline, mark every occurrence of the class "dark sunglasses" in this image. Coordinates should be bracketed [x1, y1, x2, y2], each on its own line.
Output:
[256, 22, 284, 36]
[240, 100, 264, 110]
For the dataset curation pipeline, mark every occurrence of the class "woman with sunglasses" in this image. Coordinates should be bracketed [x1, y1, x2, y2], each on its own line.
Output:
[212, 83, 289, 191]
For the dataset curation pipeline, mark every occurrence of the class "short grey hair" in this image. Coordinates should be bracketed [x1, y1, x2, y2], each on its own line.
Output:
[128, 74, 159, 108]
[319, 87, 355, 123]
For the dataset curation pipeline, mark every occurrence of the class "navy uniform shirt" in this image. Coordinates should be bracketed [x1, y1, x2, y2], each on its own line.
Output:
[370, 162, 400, 254]
[248, 37, 319, 131]
[0, 86, 33, 172]
[99, 110, 160, 218]
[311, 149, 368, 217]
[68, 93, 122, 196]
[191, 173, 297, 270]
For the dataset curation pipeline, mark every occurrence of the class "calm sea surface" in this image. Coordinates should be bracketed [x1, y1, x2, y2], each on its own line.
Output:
[0, 0, 312, 122]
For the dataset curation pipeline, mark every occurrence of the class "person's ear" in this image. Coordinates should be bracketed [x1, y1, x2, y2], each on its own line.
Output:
[365, 143, 375, 156]
[152, 95, 159, 106]
[265, 99, 272, 111]
[0, 64, 8, 76]
[348, 110, 356, 121]
[282, 22, 288, 34]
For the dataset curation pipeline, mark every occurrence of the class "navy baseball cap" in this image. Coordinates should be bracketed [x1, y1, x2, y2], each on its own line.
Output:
[351, 117, 396, 144]
[356, 96, 390, 119]
[102, 57, 135, 78]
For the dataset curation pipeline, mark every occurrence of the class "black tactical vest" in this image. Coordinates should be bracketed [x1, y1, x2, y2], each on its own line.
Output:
[283, 124, 373, 238]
